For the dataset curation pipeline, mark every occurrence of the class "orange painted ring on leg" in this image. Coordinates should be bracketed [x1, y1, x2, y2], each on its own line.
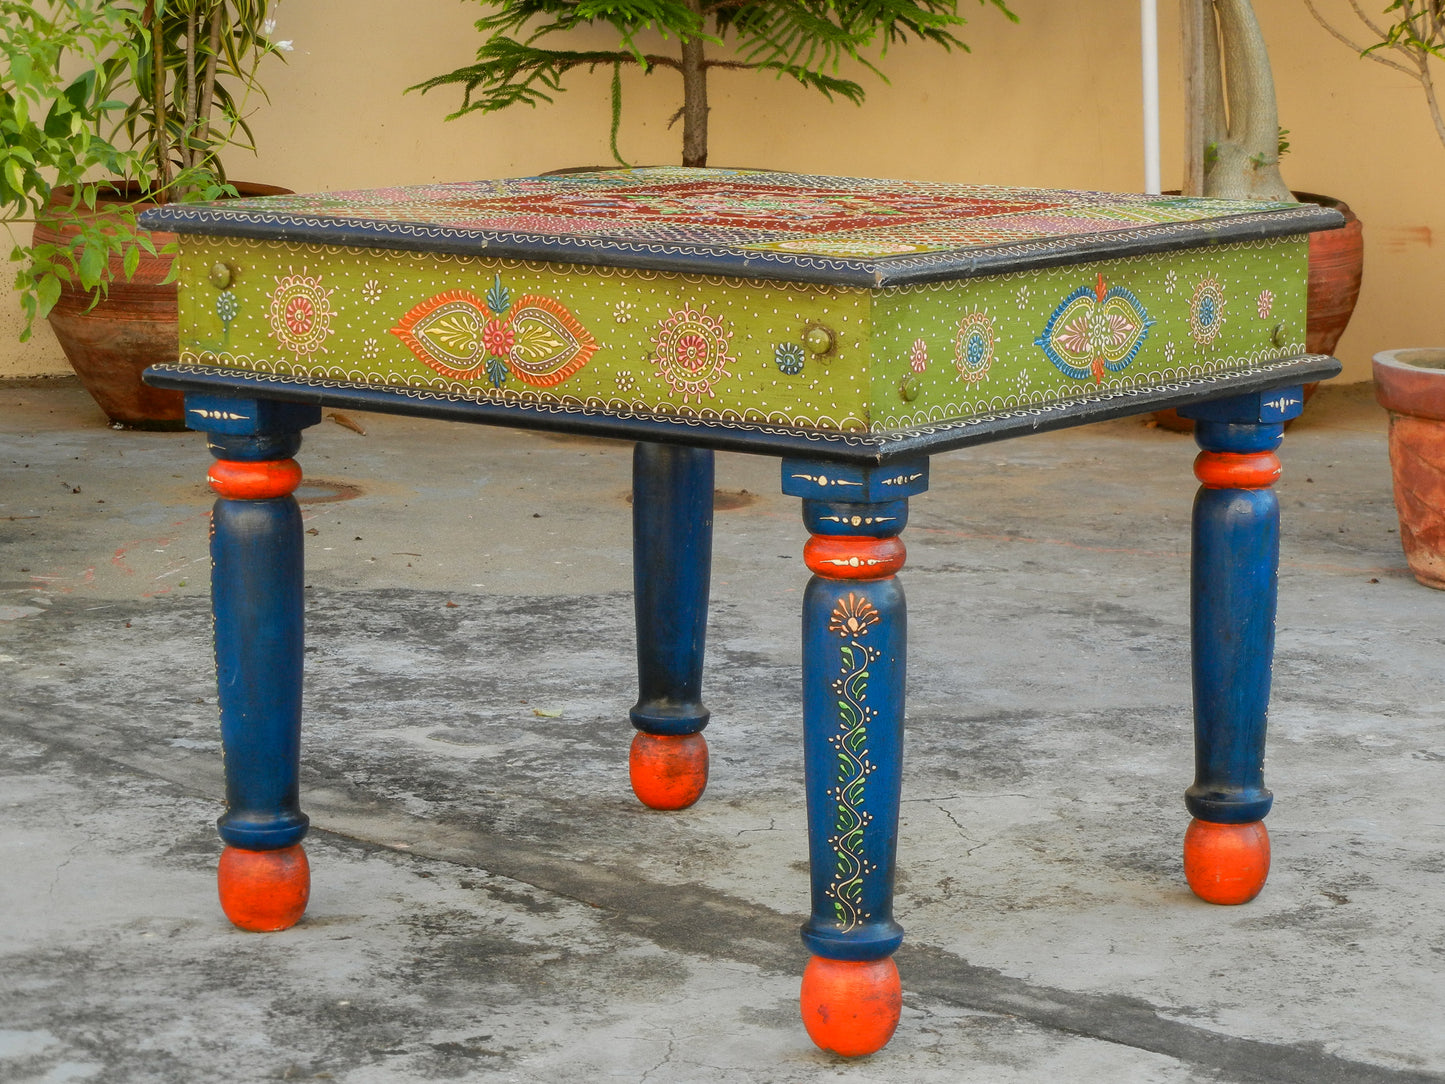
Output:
[218, 842, 311, 931]
[208, 458, 303, 500]
[1193, 450, 1282, 490]
[803, 535, 905, 579]
[1183, 818, 1270, 905]
[629, 732, 708, 810]
[800, 955, 902, 1058]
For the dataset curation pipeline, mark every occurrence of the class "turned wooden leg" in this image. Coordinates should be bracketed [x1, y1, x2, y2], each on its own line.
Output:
[783, 457, 928, 1057]
[190, 394, 320, 931]
[1178, 388, 1303, 905]
[629, 442, 714, 810]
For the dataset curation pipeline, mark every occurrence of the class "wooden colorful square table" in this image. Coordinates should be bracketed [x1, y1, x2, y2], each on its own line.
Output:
[142, 168, 1342, 1057]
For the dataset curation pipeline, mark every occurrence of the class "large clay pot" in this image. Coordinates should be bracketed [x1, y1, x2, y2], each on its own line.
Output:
[1373, 348, 1445, 588]
[32, 182, 290, 429]
[1153, 192, 1364, 431]
[1294, 192, 1365, 358]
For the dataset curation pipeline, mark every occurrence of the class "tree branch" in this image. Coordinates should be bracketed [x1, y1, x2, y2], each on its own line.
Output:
[1303, 0, 1415, 75]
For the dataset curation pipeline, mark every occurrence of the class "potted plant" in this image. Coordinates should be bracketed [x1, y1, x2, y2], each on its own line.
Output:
[5, 0, 287, 428]
[1153, 0, 1365, 431]
[1304, 0, 1445, 586]
[411, 0, 1016, 168]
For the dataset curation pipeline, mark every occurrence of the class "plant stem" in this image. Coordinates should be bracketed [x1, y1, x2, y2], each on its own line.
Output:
[680, 0, 709, 167]
[197, 3, 223, 170]
[147, 1, 172, 200]
[184, 4, 200, 172]
[1182, 0, 1209, 195]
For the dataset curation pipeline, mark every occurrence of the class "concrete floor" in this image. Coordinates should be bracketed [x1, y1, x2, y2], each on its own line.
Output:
[1, 377, 1442, 1084]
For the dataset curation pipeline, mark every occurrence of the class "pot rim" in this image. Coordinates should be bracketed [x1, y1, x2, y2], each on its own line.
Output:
[1373, 348, 1445, 420]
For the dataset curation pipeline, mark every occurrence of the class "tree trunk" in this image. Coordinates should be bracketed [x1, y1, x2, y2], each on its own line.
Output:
[1181, 0, 1209, 196]
[680, 0, 709, 167]
[1202, 0, 1292, 201]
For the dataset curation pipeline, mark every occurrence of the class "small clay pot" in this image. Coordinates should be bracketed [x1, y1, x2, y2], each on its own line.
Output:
[1373, 348, 1445, 588]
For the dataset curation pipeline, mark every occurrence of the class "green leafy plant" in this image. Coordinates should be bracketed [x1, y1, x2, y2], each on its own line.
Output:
[2, 0, 284, 339]
[1304, 0, 1445, 149]
[413, 0, 1016, 168]
[113, 0, 284, 197]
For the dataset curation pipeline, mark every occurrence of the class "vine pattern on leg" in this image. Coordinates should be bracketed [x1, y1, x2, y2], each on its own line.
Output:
[826, 592, 881, 931]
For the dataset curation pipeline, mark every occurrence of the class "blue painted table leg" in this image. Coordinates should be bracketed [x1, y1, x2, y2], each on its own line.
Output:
[187, 394, 321, 931]
[782, 457, 929, 1058]
[1179, 388, 1304, 905]
[628, 442, 714, 810]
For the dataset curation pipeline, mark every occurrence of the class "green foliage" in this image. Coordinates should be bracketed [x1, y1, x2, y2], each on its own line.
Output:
[1305, 0, 1445, 150]
[413, 0, 1016, 164]
[106, 0, 284, 192]
[1, 0, 284, 339]
[1365, 1, 1445, 61]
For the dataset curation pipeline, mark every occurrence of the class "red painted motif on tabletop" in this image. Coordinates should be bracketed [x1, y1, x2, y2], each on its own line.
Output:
[447, 183, 1060, 235]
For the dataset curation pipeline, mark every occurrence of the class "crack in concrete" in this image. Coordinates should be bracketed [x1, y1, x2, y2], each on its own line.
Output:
[735, 818, 777, 837]
[637, 1036, 677, 1083]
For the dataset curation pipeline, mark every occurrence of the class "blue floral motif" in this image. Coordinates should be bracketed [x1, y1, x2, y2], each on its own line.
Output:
[775, 341, 806, 376]
[486, 274, 511, 317]
[485, 357, 509, 387]
[216, 290, 239, 326]
[1035, 273, 1153, 383]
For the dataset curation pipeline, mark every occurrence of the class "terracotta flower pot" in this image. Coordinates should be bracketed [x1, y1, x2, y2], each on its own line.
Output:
[32, 182, 290, 430]
[1374, 348, 1445, 588]
[1153, 192, 1364, 432]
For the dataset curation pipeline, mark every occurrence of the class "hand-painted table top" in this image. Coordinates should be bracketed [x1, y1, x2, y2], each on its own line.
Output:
[142, 168, 1342, 463]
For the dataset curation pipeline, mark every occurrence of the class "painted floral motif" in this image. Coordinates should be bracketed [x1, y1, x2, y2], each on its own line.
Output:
[267, 270, 334, 359]
[216, 290, 239, 328]
[830, 592, 880, 637]
[361, 279, 383, 305]
[361, 338, 381, 360]
[1035, 272, 1153, 383]
[613, 300, 634, 324]
[481, 318, 515, 358]
[825, 590, 882, 932]
[1165, 340, 1177, 364]
[953, 311, 995, 383]
[391, 275, 597, 388]
[1257, 288, 1274, 319]
[1165, 269, 1179, 295]
[651, 303, 734, 402]
[1190, 276, 1226, 347]
[1016, 283, 1032, 309]
[615, 371, 636, 394]
[908, 338, 928, 373]
[775, 341, 806, 375]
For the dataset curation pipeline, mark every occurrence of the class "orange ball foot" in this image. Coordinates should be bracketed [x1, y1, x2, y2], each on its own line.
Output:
[1183, 818, 1270, 905]
[800, 955, 902, 1058]
[218, 843, 310, 931]
[629, 732, 708, 810]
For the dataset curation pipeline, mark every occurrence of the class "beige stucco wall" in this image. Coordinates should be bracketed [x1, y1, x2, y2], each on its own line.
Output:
[3, 0, 1438, 382]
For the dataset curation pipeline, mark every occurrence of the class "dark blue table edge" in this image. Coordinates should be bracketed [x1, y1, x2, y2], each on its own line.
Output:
[138, 204, 1343, 290]
[146, 354, 1341, 466]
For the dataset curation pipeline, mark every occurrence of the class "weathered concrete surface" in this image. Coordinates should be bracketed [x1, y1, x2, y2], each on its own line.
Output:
[2, 379, 1442, 1083]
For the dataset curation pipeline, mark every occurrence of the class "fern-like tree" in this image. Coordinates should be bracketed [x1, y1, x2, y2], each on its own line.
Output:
[413, 0, 1015, 168]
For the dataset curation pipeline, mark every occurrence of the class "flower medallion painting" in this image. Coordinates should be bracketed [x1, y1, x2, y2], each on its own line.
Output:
[391, 277, 597, 388]
[651, 303, 734, 403]
[267, 270, 334, 359]
[1035, 273, 1153, 383]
